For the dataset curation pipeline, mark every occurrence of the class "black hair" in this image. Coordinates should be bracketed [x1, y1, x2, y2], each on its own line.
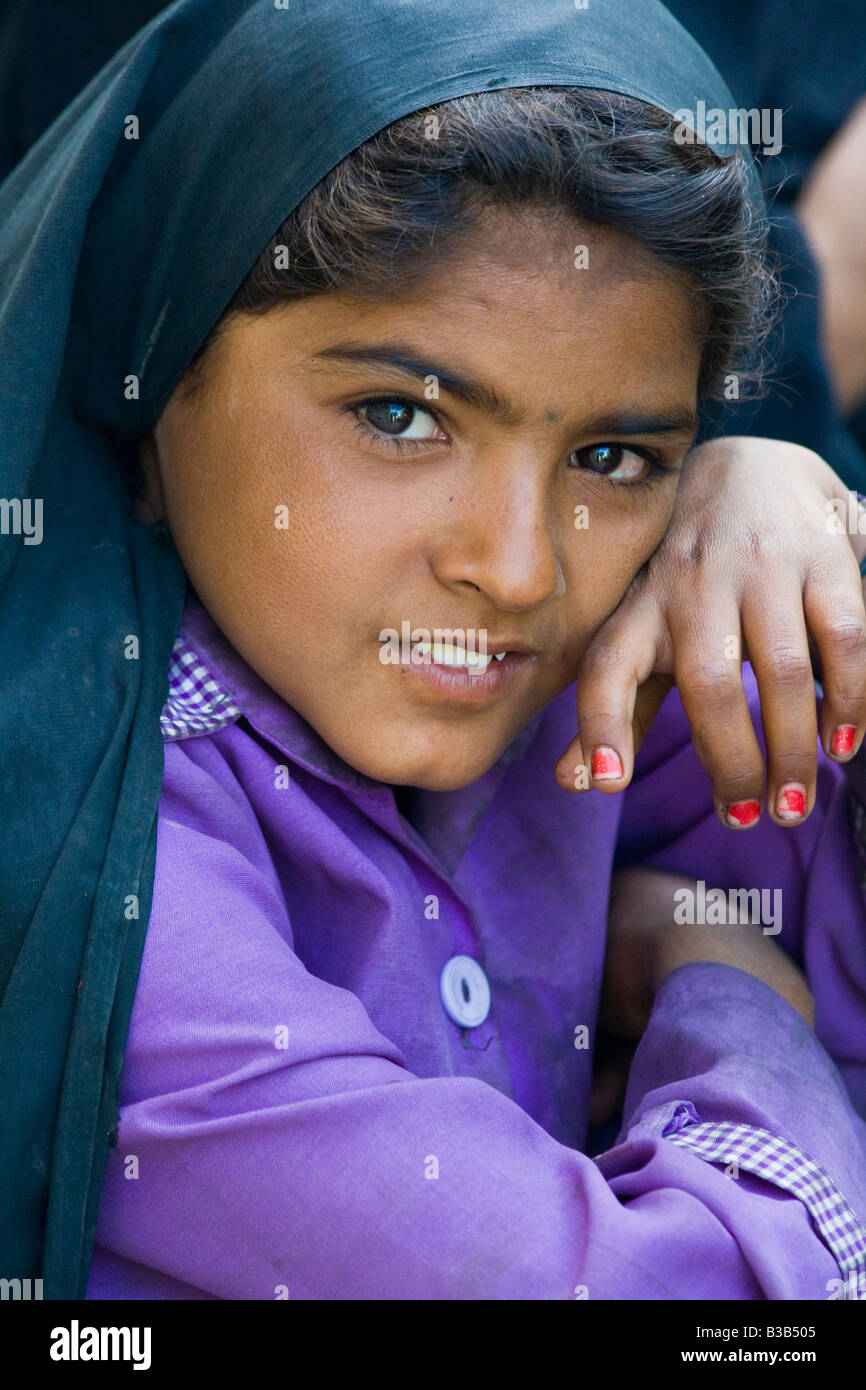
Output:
[179, 85, 778, 405]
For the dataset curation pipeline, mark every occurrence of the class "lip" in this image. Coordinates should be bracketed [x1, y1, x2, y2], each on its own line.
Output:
[395, 648, 538, 705]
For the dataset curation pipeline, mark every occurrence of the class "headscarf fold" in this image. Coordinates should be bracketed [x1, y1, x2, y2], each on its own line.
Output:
[0, 0, 757, 1296]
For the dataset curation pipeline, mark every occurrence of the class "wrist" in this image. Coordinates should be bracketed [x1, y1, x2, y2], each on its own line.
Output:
[651, 923, 814, 1028]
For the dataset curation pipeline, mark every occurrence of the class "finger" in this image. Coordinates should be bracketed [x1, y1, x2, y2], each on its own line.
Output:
[742, 583, 819, 826]
[668, 588, 765, 829]
[803, 550, 866, 764]
[554, 730, 590, 793]
[571, 609, 665, 795]
[554, 672, 673, 793]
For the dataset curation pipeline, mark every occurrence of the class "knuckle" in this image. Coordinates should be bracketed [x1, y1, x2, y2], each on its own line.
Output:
[822, 618, 866, 660]
[577, 706, 622, 727]
[770, 752, 813, 778]
[713, 768, 764, 799]
[580, 641, 631, 679]
[763, 646, 814, 690]
[669, 535, 717, 573]
[680, 658, 740, 703]
[677, 535, 710, 569]
[806, 553, 841, 589]
[827, 684, 866, 713]
[692, 731, 759, 783]
[740, 528, 765, 562]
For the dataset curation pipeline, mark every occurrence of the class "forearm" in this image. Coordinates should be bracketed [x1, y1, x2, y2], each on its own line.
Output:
[607, 865, 815, 1031]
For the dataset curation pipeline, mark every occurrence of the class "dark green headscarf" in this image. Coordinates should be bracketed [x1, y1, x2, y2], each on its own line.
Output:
[0, 0, 758, 1297]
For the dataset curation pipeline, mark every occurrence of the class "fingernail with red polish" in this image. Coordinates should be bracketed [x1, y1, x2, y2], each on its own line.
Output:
[831, 725, 856, 757]
[776, 784, 806, 821]
[726, 799, 761, 828]
[591, 746, 624, 780]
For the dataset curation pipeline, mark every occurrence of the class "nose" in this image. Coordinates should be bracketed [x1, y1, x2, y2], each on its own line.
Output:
[433, 447, 566, 609]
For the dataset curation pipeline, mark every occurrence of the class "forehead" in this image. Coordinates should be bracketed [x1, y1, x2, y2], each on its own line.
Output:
[211, 204, 704, 425]
[333, 209, 700, 410]
[412, 204, 700, 341]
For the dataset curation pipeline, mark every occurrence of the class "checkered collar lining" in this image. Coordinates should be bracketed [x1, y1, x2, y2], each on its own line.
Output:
[160, 630, 243, 741]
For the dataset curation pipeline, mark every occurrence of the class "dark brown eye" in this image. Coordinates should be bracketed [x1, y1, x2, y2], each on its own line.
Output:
[569, 444, 650, 482]
[361, 399, 441, 439]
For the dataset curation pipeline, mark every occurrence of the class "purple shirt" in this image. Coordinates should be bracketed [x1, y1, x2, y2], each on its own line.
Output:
[85, 586, 866, 1299]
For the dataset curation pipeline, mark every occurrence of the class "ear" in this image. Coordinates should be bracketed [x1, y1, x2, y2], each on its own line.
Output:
[133, 433, 167, 524]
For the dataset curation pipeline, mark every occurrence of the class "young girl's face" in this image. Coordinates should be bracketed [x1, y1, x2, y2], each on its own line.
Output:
[140, 206, 703, 789]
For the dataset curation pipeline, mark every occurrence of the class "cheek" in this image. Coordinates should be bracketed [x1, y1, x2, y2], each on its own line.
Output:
[563, 488, 676, 624]
[204, 430, 402, 635]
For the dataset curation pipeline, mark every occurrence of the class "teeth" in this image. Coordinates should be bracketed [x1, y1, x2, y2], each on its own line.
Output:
[494, 652, 507, 661]
[433, 642, 492, 670]
[418, 641, 493, 671]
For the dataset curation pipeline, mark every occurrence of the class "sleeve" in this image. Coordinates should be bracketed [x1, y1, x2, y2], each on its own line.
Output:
[87, 746, 866, 1301]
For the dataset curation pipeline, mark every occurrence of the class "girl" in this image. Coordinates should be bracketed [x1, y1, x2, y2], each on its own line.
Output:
[2, 0, 866, 1300]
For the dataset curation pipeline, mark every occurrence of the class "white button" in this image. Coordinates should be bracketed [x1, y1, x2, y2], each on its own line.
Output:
[439, 955, 491, 1028]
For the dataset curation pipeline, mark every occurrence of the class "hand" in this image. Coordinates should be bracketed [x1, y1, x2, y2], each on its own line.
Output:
[797, 96, 866, 418]
[601, 866, 815, 1040]
[589, 865, 814, 1128]
[555, 437, 866, 830]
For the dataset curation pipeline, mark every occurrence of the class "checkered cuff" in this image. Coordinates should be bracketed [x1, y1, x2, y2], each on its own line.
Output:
[663, 1102, 866, 1299]
[160, 634, 242, 741]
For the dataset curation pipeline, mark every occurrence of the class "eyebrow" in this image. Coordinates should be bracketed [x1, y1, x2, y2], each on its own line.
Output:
[308, 340, 699, 439]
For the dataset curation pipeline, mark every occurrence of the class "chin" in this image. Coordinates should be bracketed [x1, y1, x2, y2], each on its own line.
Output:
[341, 737, 502, 792]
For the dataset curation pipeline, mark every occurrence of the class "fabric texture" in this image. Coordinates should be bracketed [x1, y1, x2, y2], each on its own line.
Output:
[664, 1103, 866, 1289]
[0, 0, 761, 1296]
[160, 637, 242, 741]
[78, 585, 866, 1299]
